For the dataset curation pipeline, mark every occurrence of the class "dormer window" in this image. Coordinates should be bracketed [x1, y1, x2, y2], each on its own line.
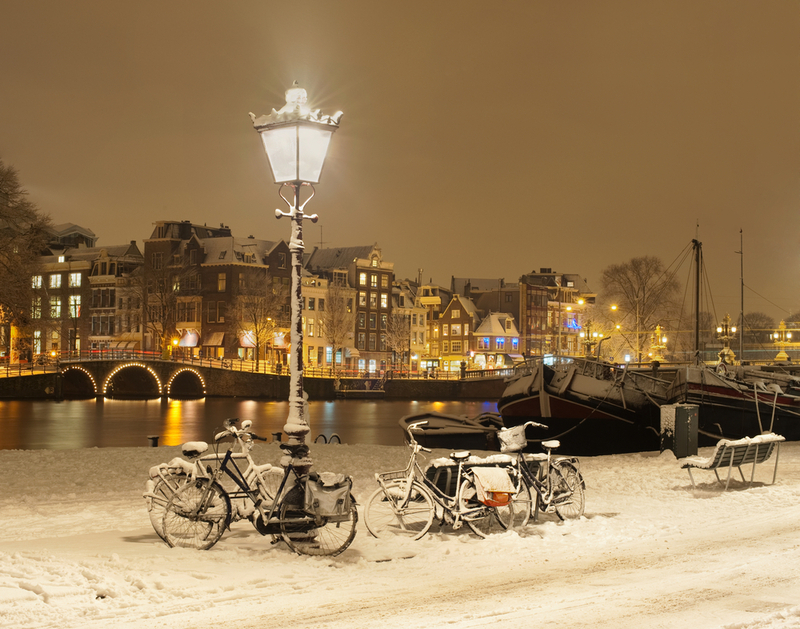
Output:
[219, 251, 227, 259]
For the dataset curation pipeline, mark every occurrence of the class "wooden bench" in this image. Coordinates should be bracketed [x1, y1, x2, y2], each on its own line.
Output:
[678, 433, 785, 490]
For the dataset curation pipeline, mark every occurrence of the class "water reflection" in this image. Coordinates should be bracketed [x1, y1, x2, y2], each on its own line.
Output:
[0, 399, 499, 450]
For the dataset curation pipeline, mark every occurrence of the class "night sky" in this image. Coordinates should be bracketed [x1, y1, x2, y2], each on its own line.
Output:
[2, 1, 798, 322]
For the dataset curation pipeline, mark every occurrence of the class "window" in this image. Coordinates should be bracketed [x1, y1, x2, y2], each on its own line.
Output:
[371, 258, 378, 267]
[369, 334, 376, 350]
[359, 292, 367, 307]
[370, 274, 378, 288]
[505, 292, 513, 303]
[370, 293, 377, 308]
[369, 313, 377, 329]
[33, 330, 41, 354]
[152, 252, 163, 269]
[31, 297, 41, 318]
[496, 337, 505, 350]
[451, 309, 460, 318]
[443, 324, 449, 336]
[32, 275, 42, 289]
[512, 338, 519, 350]
[69, 295, 81, 318]
[381, 314, 387, 329]
[239, 273, 245, 289]
[50, 274, 61, 289]
[451, 324, 461, 336]
[380, 334, 386, 351]
[50, 296, 61, 318]
[381, 275, 389, 288]
[308, 298, 315, 311]
[358, 312, 366, 328]
[279, 253, 287, 269]
[357, 333, 366, 350]
[219, 251, 227, 259]
[218, 273, 226, 292]
[307, 318, 315, 337]
[452, 340, 462, 353]
[359, 272, 367, 286]
[412, 313, 417, 325]
[478, 337, 490, 350]
[67, 273, 81, 288]
[380, 293, 388, 308]
[443, 341, 449, 353]
[190, 250, 197, 265]
[318, 298, 325, 311]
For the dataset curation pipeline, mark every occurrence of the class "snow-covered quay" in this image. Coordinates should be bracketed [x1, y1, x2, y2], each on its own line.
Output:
[2, 440, 800, 629]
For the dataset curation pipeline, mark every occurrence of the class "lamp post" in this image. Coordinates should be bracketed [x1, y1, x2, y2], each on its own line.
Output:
[251, 82, 342, 468]
[716, 314, 737, 365]
[772, 320, 792, 362]
[649, 324, 667, 363]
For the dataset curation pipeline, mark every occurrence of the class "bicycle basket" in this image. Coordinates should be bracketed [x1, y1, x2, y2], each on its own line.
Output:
[304, 472, 352, 520]
[498, 425, 527, 453]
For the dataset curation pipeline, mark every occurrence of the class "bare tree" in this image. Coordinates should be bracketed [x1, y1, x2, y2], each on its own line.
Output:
[228, 268, 285, 371]
[0, 159, 51, 359]
[737, 311, 775, 346]
[385, 312, 410, 371]
[320, 280, 355, 384]
[598, 256, 681, 363]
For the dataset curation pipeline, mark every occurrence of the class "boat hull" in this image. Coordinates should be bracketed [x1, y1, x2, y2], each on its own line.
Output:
[398, 412, 501, 451]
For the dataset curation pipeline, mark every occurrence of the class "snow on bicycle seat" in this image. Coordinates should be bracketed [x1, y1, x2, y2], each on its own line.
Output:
[542, 440, 560, 450]
[181, 441, 209, 458]
[450, 451, 471, 461]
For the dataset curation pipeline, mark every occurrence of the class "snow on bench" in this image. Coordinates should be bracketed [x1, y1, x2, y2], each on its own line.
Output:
[678, 432, 785, 491]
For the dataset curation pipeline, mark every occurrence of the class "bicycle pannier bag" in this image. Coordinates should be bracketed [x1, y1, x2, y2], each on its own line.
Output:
[304, 472, 352, 520]
[470, 467, 515, 507]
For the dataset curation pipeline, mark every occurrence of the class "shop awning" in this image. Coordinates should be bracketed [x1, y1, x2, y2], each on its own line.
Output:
[179, 329, 199, 347]
[204, 332, 225, 347]
[239, 331, 256, 348]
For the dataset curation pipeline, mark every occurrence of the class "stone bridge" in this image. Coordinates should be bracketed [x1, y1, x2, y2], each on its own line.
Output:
[58, 358, 290, 399]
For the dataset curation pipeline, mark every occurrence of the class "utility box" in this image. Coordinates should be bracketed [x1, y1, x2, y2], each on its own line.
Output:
[660, 404, 699, 458]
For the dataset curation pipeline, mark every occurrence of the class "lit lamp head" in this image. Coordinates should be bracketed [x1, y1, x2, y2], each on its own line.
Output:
[250, 81, 343, 185]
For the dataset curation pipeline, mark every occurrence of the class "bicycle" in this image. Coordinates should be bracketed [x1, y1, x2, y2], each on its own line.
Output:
[363, 421, 518, 540]
[497, 421, 586, 527]
[143, 418, 357, 556]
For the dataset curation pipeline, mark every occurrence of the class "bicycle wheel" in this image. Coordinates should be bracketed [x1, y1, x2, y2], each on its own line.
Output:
[147, 473, 190, 541]
[364, 481, 435, 540]
[279, 494, 358, 557]
[551, 462, 585, 520]
[162, 479, 231, 550]
[460, 479, 508, 538]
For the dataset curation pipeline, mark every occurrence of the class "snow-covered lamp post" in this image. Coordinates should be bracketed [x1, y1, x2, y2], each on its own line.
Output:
[250, 82, 342, 468]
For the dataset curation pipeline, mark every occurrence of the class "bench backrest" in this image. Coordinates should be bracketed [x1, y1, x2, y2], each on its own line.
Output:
[717, 441, 776, 468]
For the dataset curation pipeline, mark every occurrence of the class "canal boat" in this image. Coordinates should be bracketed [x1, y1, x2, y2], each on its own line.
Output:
[399, 411, 503, 451]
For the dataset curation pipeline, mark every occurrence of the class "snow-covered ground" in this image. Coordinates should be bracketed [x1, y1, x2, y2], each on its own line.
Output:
[2, 438, 800, 629]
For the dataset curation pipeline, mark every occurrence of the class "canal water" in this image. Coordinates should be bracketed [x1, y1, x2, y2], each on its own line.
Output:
[0, 399, 500, 450]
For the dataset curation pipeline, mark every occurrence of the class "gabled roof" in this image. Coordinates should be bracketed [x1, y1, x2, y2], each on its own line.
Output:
[475, 312, 520, 337]
[305, 245, 375, 272]
[199, 237, 280, 266]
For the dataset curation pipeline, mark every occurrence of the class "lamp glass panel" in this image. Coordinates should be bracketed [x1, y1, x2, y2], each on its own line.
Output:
[298, 125, 333, 183]
[260, 126, 298, 183]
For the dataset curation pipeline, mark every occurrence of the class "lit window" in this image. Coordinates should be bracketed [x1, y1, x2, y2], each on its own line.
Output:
[50, 297, 62, 318]
[69, 295, 81, 318]
[496, 337, 505, 350]
[308, 318, 315, 337]
[370, 293, 377, 308]
[31, 297, 41, 318]
[512, 338, 519, 350]
[50, 274, 61, 289]
[451, 309, 460, 318]
[308, 298, 315, 311]
[452, 340, 462, 353]
[370, 274, 378, 288]
[380, 293, 388, 308]
[218, 273, 226, 292]
[443, 324, 449, 336]
[359, 273, 367, 286]
[451, 324, 461, 336]
[69, 273, 81, 288]
[359, 292, 367, 307]
[32, 275, 42, 289]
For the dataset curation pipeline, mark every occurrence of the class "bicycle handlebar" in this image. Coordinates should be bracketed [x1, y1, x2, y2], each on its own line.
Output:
[524, 421, 548, 430]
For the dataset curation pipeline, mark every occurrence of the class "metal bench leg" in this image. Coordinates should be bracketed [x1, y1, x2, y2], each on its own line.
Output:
[687, 468, 696, 489]
[772, 443, 781, 485]
[725, 460, 734, 491]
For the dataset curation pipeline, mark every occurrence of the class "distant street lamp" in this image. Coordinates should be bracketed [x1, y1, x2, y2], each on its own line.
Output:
[772, 320, 792, 362]
[251, 82, 342, 468]
[716, 314, 737, 365]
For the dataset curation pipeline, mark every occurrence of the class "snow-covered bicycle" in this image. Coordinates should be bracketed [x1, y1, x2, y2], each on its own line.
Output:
[497, 421, 586, 527]
[144, 418, 357, 556]
[364, 421, 519, 539]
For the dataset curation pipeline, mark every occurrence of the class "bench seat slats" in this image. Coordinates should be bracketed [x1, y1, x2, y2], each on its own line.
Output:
[678, 433, 785, 490]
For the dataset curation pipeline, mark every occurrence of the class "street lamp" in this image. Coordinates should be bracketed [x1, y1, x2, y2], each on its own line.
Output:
[772, 320, 792, 362]
[716, 314, 737, 365]
[251, 82, 342, 468]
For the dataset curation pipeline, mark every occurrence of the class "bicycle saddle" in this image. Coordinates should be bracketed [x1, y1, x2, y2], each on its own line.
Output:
[181, 441, 209, 458]
[542, 440, 560, 450]
[450, 451, 471, 461]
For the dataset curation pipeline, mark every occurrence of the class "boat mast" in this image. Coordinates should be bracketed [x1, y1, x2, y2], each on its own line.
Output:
[737, 229, 744, 360]
[693, 239, 702, 364]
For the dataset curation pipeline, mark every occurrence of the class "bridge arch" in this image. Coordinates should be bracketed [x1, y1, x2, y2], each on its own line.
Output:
[102, 362, 163, 399]
[61, 365, 98, 398]
[165, 367, 206, 398]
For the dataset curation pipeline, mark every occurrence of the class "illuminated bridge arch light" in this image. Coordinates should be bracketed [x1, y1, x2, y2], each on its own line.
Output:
[61, 366, 98, 394]
[166, 368, 207, 396]
[101, 362, 163, 396]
